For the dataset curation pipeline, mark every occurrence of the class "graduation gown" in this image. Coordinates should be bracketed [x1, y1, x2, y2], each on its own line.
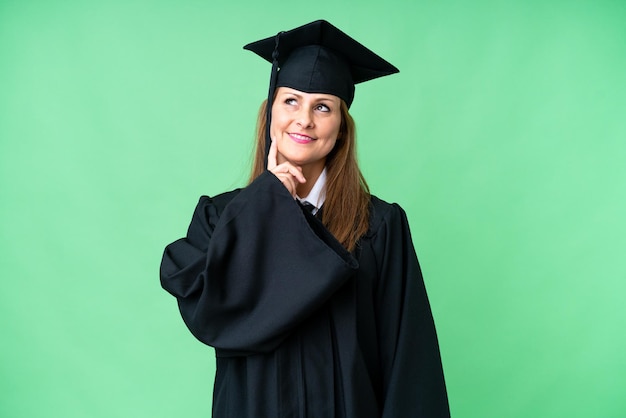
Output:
[160, 171, 450, 417]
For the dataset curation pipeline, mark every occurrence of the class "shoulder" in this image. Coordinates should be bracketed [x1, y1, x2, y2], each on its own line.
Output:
[193, 188, 242, 223]
[193, 172, 291, 223]
[365, 194, 408, 238]
[199, 188, 241, 211]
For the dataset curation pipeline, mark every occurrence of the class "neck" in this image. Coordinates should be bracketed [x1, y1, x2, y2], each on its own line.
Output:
[297, 171, 319, 197]
[297, 160, 325, 197]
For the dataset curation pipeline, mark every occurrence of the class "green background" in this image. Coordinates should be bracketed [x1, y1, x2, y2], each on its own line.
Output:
[1, 0, 625, 417]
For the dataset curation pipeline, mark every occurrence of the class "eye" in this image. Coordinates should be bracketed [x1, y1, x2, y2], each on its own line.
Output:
[315, 103, 331, 112]
[284, 97, 297, 105]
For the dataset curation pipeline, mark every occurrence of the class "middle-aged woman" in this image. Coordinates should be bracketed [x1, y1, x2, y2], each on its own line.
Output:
[161, 20, 450, 417]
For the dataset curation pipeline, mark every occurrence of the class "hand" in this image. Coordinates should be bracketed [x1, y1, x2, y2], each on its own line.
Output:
[267, 138, 306, 198]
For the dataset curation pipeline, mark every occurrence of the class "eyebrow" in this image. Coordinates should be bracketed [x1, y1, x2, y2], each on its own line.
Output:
[282, 91, 337, 102]
[284, 91, 304, 99]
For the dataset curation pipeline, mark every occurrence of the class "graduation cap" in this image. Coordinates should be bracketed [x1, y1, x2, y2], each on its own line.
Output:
[243, 20, 399, 162]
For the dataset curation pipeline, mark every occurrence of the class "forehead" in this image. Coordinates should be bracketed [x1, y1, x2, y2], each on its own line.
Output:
[276, 87, 341, 102]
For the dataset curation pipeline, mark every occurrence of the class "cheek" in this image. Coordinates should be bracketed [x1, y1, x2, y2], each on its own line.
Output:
[269, 122, 277, 138]
[268, 120, 282, 139]
[325, 118, 342, 141]
[270, 112, 290, 135]
[321, 138, 338, 155]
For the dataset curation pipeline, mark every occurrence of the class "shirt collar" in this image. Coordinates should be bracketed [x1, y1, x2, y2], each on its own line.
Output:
[297, 167, 327, 211]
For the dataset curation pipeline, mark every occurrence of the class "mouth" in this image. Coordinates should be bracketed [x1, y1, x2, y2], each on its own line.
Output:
[288, 133, 316, 144]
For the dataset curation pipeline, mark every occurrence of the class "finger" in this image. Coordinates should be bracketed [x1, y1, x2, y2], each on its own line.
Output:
[290, 166, 306, 184]
[273, 163, 306, 184]
[284, 175, 297, 197]
[275, 172, 297, 197]
[267, 137, 277, 170]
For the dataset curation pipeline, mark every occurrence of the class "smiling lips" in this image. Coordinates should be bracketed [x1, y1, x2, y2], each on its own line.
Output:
[288, 133, 316, 144]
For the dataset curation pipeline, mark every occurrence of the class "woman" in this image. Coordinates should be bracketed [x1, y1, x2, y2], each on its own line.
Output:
[161, 20, 450, 417]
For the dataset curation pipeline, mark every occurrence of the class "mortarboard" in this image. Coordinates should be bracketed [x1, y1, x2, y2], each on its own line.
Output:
[243, 20, 399, 162]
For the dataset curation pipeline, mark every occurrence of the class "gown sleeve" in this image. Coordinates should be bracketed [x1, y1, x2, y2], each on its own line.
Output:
[160, 171, 358, 355]
[372, 203, 450, 417]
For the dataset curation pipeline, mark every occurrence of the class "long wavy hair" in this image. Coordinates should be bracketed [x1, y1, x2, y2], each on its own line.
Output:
[248, 99, 370, 252]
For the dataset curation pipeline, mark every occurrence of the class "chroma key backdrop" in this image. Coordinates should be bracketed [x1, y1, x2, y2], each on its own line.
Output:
[1, 1, 625, 417]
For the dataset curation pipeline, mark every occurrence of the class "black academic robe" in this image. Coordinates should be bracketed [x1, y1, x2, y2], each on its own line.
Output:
[160, 171, 450, 417]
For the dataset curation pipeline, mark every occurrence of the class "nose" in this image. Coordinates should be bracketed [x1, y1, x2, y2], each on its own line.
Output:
[296, 108, 314, 128]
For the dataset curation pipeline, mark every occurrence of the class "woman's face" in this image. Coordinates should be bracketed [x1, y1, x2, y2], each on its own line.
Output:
[270, 87, 342, 174]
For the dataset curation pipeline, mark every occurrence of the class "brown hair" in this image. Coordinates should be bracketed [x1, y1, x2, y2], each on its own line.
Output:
[249, 100, 370, 252]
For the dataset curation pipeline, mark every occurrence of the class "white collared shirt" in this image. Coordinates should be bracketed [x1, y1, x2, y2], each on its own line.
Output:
[296, 168, 327, 215]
